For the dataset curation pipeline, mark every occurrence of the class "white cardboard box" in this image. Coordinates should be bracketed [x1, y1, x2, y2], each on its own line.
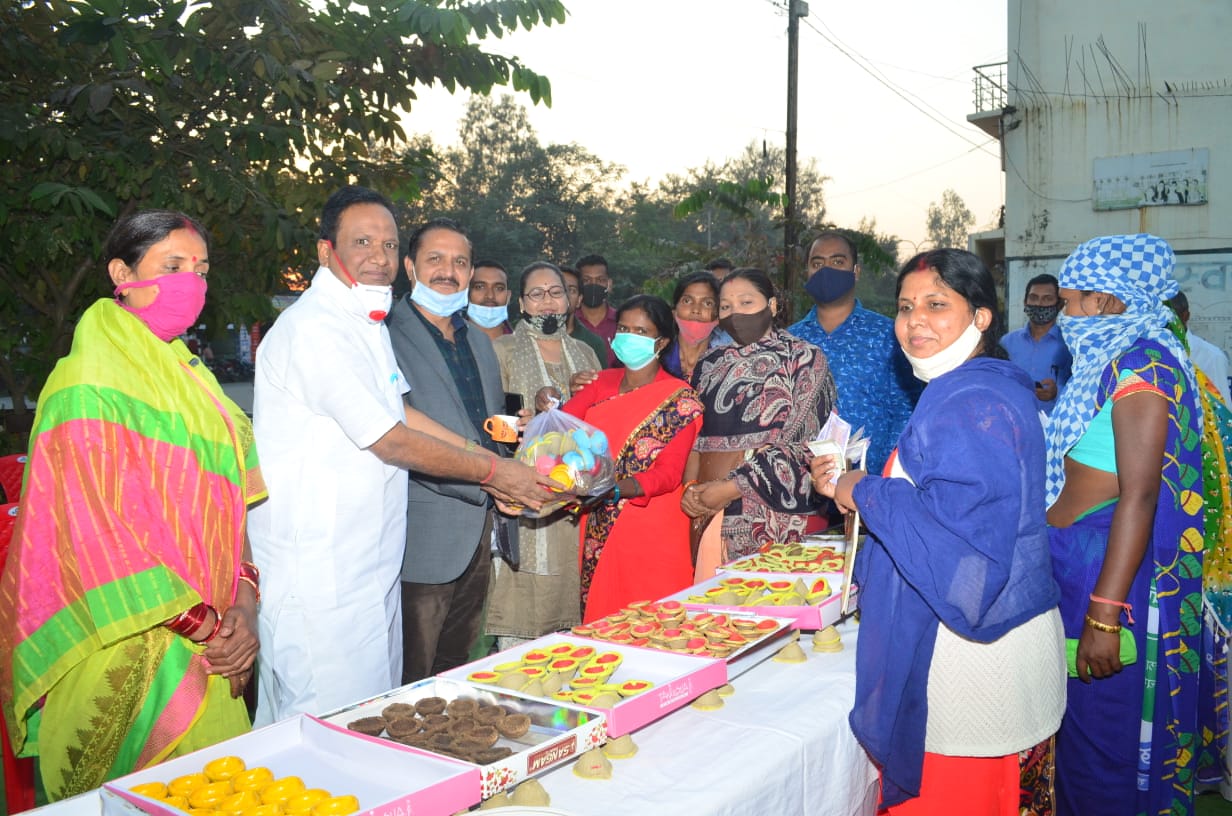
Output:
[101, 714, 479, 816]
[663, 572, 857, 631]
[439, 633, 726, 737]
[320, 678, 606, 800]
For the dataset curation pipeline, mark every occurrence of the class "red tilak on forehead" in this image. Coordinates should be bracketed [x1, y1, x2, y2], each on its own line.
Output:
[915, 257, 931, 272]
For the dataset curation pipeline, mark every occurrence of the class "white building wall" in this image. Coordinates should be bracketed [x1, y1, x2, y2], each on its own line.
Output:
[1001, 0, 1232, 355]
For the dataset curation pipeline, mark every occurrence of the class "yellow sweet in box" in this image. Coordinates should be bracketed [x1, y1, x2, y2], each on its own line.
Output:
[205, 756, 246, 782]
[218, 790, 261, 814]
[130, 782, 169, 800]
[189, 781, 235, 809]
[132, 762, 356, 816]
[313, 795, 361, 816]
[169, 774, 210, 798]
[284, 790, 331, 815]
[232, 767, 276, 792]
[261, 777, 306, 806]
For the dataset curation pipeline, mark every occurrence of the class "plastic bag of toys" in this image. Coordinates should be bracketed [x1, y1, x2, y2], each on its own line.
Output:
[515, 408, 616, 517]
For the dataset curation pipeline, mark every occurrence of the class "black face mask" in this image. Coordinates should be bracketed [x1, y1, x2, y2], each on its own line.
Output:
[1024, 304, 1060, 326]
[580, 283, 608, 308]
[719, 307, 774, 346]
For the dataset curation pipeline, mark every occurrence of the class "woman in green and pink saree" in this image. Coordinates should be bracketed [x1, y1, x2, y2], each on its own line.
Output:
[0, 211, 266, 800]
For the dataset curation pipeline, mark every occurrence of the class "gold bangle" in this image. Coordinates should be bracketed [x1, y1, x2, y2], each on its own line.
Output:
[1084, 614, 1122, 633]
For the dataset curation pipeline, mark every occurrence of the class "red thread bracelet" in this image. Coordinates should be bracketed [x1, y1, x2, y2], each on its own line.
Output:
[1089, 593, 1135, 624]
[479, 455, 498, 486]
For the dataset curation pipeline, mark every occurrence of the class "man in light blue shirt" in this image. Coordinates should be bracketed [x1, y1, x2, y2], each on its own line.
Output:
[787, 232, 921, 474]
[999, 273, 1073, 414]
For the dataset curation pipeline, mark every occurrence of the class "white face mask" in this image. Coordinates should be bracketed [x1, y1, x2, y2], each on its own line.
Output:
[902, 320, 983, 382]
[409, 266, 469, 317]
[321, 265, 392, 323]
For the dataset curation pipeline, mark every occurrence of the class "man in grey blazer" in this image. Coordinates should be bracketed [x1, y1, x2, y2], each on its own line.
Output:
[388, 217, 518, 682]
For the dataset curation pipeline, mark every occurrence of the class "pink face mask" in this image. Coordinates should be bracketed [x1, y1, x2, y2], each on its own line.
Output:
[676, 317, 719, 346]
[116, 271, 208, 342]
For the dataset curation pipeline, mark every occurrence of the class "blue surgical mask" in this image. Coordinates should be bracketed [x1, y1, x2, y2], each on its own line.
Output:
[611, 333, 659, 370]
[804, 266, 856, 304]
[409, 268, 468, 316]
[468, 303, 508, 329]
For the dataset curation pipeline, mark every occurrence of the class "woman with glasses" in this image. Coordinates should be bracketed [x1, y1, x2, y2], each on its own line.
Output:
[487, 262, 601, 646]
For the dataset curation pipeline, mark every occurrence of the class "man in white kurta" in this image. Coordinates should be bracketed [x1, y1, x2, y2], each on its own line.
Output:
[249, 190, 410, 725]
[250, 188, 562, 726]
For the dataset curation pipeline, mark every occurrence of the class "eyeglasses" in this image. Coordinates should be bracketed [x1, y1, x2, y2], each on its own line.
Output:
[524, 286, 566, 302]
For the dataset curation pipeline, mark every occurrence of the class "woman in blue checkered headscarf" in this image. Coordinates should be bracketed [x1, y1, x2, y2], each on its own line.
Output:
[1046, 233, 1205, 816]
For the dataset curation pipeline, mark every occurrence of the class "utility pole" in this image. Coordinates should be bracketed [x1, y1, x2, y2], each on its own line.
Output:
[784, 0, 808, 317]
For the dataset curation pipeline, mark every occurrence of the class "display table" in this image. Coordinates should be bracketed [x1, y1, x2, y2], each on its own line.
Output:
[13, 623, 876, 816]
[530, 620, 877, 816]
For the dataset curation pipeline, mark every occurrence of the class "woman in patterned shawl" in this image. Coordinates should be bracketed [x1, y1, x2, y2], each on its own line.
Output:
[681, 268, 836, 576]
[0, 211, 265, 799]
[562, 295, 703, 622]
[1046, 234, 1204, 815]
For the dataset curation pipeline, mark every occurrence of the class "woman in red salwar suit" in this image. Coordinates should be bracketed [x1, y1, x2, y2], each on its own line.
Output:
[562, 295, 703, 622]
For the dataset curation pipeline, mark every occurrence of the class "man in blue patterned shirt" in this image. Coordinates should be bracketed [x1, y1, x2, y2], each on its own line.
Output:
[787, 232, 922, 474]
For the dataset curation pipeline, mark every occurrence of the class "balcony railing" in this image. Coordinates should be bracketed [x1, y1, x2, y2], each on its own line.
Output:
[972, 61, 1008, 114]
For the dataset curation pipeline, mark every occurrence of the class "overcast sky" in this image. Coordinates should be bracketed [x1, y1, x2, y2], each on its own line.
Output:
[402, 0, 1008, 250]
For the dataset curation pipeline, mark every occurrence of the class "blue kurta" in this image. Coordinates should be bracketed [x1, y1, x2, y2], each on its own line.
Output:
[787, 302, 921, 473]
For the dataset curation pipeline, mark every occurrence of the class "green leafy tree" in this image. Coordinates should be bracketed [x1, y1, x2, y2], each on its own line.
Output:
[405, 95, 623, 279]
[0, 0, 564, 444]
[925, 188, 976, 250]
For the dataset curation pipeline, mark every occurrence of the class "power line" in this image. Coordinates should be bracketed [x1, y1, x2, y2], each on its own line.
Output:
[827, 140, 997, 198]
[799, 17, 999, 158]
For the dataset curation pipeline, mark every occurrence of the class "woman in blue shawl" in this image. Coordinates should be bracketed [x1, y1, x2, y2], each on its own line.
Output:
[1046, 234, 1204, 816]
[812, 249, 1064, 813]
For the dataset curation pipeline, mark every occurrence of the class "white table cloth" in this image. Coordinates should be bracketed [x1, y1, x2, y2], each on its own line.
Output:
[16, 624, 876, 816]
[527, 621, 877, 816]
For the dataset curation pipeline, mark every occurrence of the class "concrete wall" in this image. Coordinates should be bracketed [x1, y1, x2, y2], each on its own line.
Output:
[1001, 0, 1232, 353]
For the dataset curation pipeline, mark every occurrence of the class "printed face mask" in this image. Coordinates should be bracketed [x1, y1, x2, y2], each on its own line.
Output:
[115, 271, 208, 341]
[523, 312, 566, 336]
[1024, 304, 1060, 326]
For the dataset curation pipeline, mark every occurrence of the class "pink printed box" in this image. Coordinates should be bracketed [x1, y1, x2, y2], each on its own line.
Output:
[439, 632, 726, 737]
[664, 571, 858, 631]
[320, 678, 606, 801]
[101, 714, 479, 816]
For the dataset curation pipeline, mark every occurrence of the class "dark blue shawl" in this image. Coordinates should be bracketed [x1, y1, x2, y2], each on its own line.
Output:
[849, 356, 1059, 806]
